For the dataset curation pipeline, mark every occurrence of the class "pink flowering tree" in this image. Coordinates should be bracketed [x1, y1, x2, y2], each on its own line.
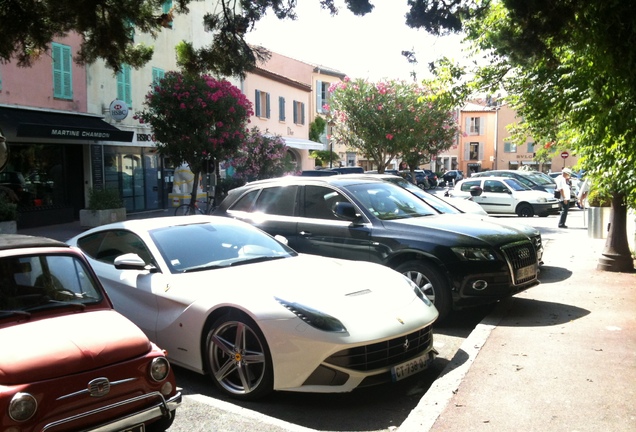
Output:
[135, 71, 253, 204]
[227, 127, 296, 183]
[326, 77, 458, 173]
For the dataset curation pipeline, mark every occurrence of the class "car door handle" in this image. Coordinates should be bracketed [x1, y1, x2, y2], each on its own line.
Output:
[299, 231, 312, 237]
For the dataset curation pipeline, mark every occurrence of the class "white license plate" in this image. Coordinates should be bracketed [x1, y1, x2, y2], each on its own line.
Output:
[552, 204, 559, 208]
[516, 264, 536, 280]
[391, 353, 431, 382]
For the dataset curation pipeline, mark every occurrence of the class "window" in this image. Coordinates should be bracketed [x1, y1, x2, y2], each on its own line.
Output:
[255, 90, 271, 118]
[527, 142, 535, 153]
[116, 64, 132, 107]
[504, 142, 517, 153]
[152, 67, 165, 88]
[293, 100, 305, 125]
[316, 80, 330, 113]
[304, 186, 347, 220]
[460, 180, 481, 192]
[253, 186, 297, 216]
[464, 142, 483, 160]
[77, 230, 154, 265]
[278, 96, 286, 121]
[466, 117, 481, 135]
[229, 190, 260, 212]
[484, 180, 507, 193]
[161, 0, 174, 28]
[52, 43, 72, 100]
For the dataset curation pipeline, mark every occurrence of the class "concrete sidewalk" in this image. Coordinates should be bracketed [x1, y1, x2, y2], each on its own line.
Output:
[400, 222, 636, 431]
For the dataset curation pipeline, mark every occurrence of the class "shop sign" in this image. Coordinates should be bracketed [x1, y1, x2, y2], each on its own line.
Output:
[109, 99, 129, 121]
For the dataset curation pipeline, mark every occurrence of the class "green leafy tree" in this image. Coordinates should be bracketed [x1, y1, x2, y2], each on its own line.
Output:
[326, 78, 458, 173]
[227, 127, 296, 182]
[309, 116, 327, 142]
[459, 1, 636, 271]
[135, 71, 252, 205]
[309, 150, 339, 168]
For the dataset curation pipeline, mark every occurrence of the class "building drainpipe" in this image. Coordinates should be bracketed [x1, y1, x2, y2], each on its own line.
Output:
[493, 107, 499, 170]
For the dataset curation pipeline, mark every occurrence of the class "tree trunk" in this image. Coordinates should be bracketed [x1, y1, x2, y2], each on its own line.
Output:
[189, 166, 201, 206]
[597, 192, 634, 272]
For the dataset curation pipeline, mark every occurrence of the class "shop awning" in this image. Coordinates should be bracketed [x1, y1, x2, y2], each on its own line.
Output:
[0, 107, 133, 142]
[283, 137, 324, 151]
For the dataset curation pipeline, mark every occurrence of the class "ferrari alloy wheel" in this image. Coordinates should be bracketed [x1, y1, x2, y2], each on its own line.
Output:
[206, 311, 273, 400]
[396, 260, 451, 320]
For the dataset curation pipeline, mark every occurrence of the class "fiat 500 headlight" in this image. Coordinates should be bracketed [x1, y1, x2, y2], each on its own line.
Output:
[9, 392, 37, 422]
[276, 297, 346, 332]
[451, 247, 496, 261]
[150, 357, 171, 382]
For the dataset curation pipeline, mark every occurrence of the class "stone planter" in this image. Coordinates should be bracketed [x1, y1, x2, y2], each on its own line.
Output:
[0, 220, 17, 234]
[587, 206, 611, 239]
[79, 208, 126, 228]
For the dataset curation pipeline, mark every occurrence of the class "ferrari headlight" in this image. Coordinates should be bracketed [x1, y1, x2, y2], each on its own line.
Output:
[9, 392, 37, 422]
[451, 247, 496, 261]
[276, 297, 347, 332]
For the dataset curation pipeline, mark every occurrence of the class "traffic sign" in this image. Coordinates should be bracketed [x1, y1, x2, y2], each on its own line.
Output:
[560, 151, 569, 159]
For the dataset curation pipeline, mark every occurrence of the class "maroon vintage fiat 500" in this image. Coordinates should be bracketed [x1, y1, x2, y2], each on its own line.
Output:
[0, 235, 181, 432]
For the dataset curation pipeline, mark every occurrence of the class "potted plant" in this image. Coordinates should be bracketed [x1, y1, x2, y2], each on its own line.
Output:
[587, 188, 612, 239]
[79, 187, 126, 228]
[0, 191, 18, 234]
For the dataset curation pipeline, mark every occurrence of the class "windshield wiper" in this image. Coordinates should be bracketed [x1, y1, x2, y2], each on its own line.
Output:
[24, 300, 87, 312]
[227, 255, 287, 267]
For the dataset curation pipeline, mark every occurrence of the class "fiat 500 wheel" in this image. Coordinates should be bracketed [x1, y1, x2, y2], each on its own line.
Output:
[205, 311, 273, 400]
[395, 260, 451, 320]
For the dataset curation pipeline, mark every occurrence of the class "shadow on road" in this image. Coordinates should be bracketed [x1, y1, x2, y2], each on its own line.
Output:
[496, 296, 590, 327]
[538, 265, 574, 283]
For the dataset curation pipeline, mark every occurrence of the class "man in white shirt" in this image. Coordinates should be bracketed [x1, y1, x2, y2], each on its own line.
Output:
[555, 168, 572, 228]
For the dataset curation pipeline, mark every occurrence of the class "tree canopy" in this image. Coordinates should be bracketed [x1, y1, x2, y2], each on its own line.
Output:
[460, 0, 636, 270]
[227, 127, 296, 182]
[135, 71, 252, 202]
[0, 0, 475, 76]
[326, 78, 458, 172]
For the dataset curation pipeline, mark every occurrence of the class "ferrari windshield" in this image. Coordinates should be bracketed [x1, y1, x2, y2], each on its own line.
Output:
[150, 222, 297, 273]
[345, 182, 438, 220]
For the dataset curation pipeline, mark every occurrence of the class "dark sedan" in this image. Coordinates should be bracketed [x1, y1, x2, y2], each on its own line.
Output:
[213, 176, 539, 319]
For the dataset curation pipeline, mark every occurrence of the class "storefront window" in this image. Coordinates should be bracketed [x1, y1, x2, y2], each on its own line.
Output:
[103, 146, 161, 212]
[1, 144, 66, 209]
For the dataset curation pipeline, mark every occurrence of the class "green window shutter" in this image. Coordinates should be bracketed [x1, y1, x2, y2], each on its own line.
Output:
[52, 43, 72, 100]
[279, 97, 285, 121]
[301, 102, 305, 124]
[316, 80, 323, 113]
[152, 67, 165, 87]
[117, 65, 132, 107]
[255, 90, 261, 116]
[293, 100, 298, 123]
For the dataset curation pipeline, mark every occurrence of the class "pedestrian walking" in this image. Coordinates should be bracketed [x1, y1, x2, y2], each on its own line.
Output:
[555, 167, 572, 228]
